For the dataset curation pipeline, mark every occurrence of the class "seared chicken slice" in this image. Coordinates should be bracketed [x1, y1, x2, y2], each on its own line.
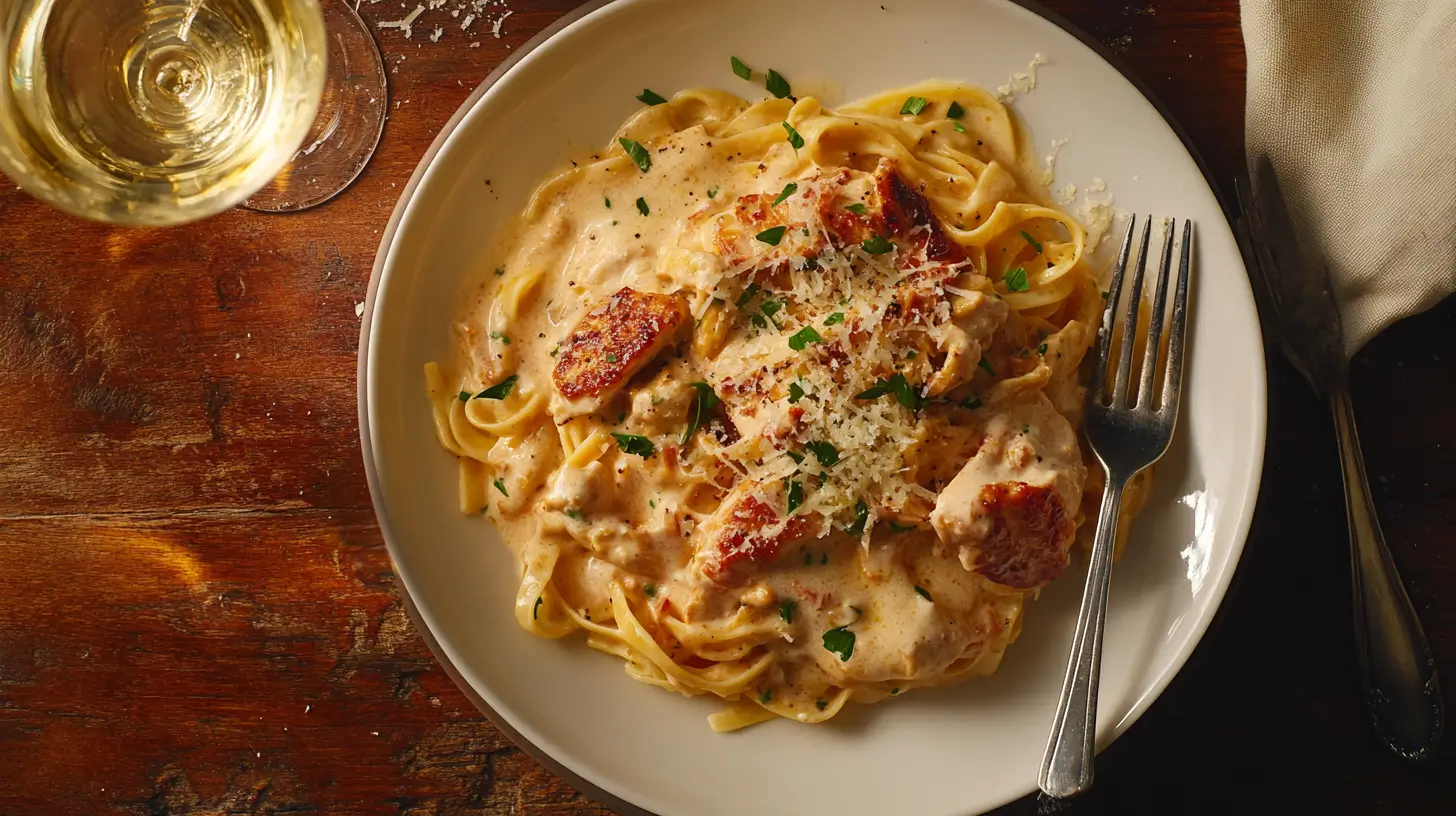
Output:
[692, 480, 816, 586]
[929, 392, 1086, 589]
[551, 287, 690, 418]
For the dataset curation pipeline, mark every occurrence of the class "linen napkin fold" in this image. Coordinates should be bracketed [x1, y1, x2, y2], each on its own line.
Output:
[1242, 0, 1456, 357]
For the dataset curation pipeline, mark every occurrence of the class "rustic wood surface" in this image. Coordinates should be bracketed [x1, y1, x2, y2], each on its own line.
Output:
[1, 1, 1452, 814]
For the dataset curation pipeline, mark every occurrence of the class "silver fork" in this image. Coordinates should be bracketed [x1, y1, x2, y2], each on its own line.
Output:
[1039, 216, 1194, 798]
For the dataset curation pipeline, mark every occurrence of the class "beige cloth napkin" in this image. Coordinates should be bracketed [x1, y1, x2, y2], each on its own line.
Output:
[1242, 0, 1456, 357]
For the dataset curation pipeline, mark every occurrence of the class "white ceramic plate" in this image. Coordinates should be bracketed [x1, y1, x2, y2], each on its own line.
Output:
[359, 1, 1267, 814]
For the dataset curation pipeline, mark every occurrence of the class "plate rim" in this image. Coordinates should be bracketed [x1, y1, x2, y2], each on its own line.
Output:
[356, 1, 1268, 813]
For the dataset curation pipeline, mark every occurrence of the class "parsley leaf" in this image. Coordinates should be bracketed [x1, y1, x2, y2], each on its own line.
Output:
[493, 266, 505, 277]
[756, 225, 789, 245]
[707, 186, 719, 199]
[1004, 266, 1030, 291]
[1038, 342, 1048, 355]
[914, 585, 933, 602]
[854, 372, 923, 411]
[457, 391, 471, 402]
[900, 96, 929, 115]
[734, 282, 761, 309]
[604, 197, 611, 208]
[888, 521, 916, 533]
[978, 358, 996, 377]
[788, 382, 806, 403]
[861, 235, 894, 254]
[779, 600, 797, 624]
[845, 500, 869, 535]
[492, 478, 508, 497]
[806, 440, 839, 467]
[786, 480, 803, 515]
[786, 450, 805, 464]
[947, 101, 966, 119]
[682, 381, 721, 446]
[782, 121, 805, 151]
[731, 56, 752, 80]
[644, 583, 657, 597]
[611, 432, 656, 458]
[605, 353, 618, 363]
[822, 626, 855, 662]
[788, 326, 823, 351]
[1020, 230, 1043, 254]
[760, 297, 786, 328]
[815, 699, 828, 711]
[760, 688, 773, 704]
[772, 182, 798, 206]
[474, 375, 518, 401]
[823, 312, 845, 326]
[490, 331, 511, 345]
[960, 394, 984, 410]
[618, 137, 651, 172]
[765, 69, 792, 99]
[564, 508, 583, 520]
[845, 202, 869, 215]
[953, 121, 966, 133]
[533, 596, 543, 620]
[636, 196, 650, 216]
[637, 88, 667, 105]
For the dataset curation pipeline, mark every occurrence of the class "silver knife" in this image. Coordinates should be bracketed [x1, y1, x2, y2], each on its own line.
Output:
[1238, 154, 1444, 761]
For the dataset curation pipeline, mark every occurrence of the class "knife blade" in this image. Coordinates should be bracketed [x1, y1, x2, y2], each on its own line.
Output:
[1238, 154, 1347, 396]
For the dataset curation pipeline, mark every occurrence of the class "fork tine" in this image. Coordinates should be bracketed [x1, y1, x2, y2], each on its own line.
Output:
[1089, 217, 1137, 404]
[1111, 218, 1153, 409]
[1158, 220, 1194, 422]
[1136, 219, 1177, 409]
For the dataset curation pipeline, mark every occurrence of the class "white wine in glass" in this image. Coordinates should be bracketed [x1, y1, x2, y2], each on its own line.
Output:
[0, 0, 328, 227]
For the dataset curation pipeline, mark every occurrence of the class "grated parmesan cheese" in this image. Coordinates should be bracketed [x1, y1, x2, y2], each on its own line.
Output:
[995, 53, 1047, 103]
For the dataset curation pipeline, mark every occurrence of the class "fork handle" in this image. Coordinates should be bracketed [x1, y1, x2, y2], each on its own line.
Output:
[1039, 473, 1128, 798]
[1331, 388, 1444, 760]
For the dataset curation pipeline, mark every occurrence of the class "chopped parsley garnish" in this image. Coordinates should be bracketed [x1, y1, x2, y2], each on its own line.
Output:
[731, 56, 752, 80]
[803, 549, 813, 566]
[644, 583, 657, 597]
[618, 137, 651, 172]
[765, 69, 792, 99]
[779, 600, 797, 624]
[914, 585, 933, 602]
[947, 101, 966, 119]
[1101, 290, 1111, 300]
[806, 440, 839, 467]
[1021, 230, 1043, 254]
[610, 432, 656, 458]
[759, 298, 786, 328]
[636, 88, 667, 106]
[960, 394, 984, 410]
[788, 326, 823, 351]
[845, 202, 869, 215]
[760, 688, 773, 704]
[1004, 266, 1030, 291]
[788, 382, 806, 403]
[786, 480, 804, 514]
[474, 375, 518, 401]
[888, 521, 916, 533]
[891, 687, 901, 695]
[605, 353, 618, 363]
[854, 372, 924, 411]
[549, 345, 560, 357]
[457, 391, 471, 402]
[533, 596, 543, 620]
[823, 312, 845, 326]
[900, 96, 929, 115]
[492, 478, 508, 497]
[1038, 342, 1049, 355]
[815, 699, 828, 711]
[905, 350, 918, 360]
[707, 186, 719, 199]
[845, 499, 869, 535]
[735, 282, 761, 309]
[772, 182, 798, 206]
[604, 197, 611, 209]
[682, 381, 721, 445]
[978, 358, 996, 377]
[493, 266, 505, 277]
[786, 449, 805, 465]
[820, 552, 829, 566]
[822, 626, 855, 662]
[861, 235, 894, 254]
[649, 499, 656, 509]
[490, 331, 511, 345]
[564, 508, 583, 520]
[953, 121, 966, 133]
[636, 197, 650, 216]
[782, 121, 805, 151]
[756, 225, 789, 246]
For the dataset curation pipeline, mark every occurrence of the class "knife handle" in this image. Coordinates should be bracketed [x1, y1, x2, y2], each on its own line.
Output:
[1331, 388, 1444, 760]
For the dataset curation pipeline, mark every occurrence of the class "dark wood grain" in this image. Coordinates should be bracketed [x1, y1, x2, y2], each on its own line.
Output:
[2, 1, 1453, 814]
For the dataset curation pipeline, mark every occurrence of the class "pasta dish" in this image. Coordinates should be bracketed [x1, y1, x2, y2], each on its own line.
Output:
[426, 72, 1142, 730]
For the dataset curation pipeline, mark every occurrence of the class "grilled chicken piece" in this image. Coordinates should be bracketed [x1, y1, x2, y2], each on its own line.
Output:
[692, 480, 815, 586]
[929, 393, 1086, 589]
[551, 287, 690, 418]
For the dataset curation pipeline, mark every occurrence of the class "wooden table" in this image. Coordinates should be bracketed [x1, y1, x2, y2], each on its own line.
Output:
[2, 1, 1452, 813]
